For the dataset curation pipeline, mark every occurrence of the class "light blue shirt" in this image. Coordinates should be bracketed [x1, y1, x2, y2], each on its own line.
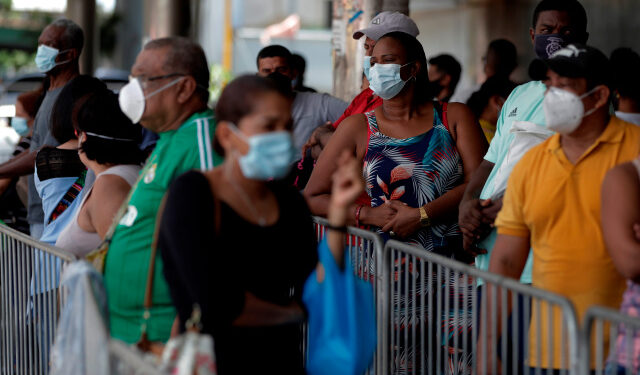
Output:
[31, 166, 93, 294]
[476, 80, 548, 285]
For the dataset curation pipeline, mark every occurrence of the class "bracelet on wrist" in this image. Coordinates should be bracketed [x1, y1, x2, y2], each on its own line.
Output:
[355, 205, 364, 227]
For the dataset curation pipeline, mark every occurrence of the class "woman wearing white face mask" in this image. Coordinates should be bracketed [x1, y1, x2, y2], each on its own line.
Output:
[158, 75, 317, 374]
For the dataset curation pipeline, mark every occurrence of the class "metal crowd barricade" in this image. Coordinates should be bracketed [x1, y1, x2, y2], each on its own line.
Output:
[582, 306, 640, 375]
[312, 216, 386, 374]
[0, 224, 77, 375]
[381, 240, 581, 375]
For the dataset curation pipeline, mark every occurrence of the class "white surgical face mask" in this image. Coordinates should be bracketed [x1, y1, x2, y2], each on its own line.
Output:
[543, 86, 599, 134]
[368, 62, 414, 100]
[363, 56, 372, 82]
[118, 76, 184, 124]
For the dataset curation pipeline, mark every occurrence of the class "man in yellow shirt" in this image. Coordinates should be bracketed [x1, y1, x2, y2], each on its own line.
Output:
[486, 44, 640, 373]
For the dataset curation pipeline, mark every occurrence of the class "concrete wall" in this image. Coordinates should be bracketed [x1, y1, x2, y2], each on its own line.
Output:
[409, 0, 640, 103]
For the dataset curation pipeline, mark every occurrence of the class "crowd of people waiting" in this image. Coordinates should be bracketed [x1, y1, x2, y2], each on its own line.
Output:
[2, 0, 640, 373]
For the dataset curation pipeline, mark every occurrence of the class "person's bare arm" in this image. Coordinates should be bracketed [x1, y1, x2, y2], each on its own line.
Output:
[327, 151, 365, 268]
[382, 103, 489, 237]
[0, 149, 36, 179]
[83, 174, 133, 239]
[459, 160, 495, 253]
[304, 114, 397, 227]
[601, 163, 640, 284]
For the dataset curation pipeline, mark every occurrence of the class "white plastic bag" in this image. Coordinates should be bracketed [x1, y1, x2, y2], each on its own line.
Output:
[49, 261, 110, 375]
[490, 120, 554, 199]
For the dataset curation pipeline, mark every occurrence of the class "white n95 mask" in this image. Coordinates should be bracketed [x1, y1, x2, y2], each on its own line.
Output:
[118, 76, 184, 124]
[543, 86, 598, 134]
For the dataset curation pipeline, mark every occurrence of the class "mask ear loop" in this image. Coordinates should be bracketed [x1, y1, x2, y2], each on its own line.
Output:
[143, 76, 185, 100]
[580, 86, 603, 118]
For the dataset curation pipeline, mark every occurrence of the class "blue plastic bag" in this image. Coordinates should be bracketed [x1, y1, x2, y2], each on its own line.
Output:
[303, 238, 377, 375]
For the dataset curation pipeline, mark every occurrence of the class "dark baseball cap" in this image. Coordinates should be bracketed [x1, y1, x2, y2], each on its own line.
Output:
[545, 44, 611, 87]
[352, 11, 419, 41]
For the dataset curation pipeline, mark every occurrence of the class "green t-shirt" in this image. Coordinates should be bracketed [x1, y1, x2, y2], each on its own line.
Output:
[105, 110, 221, 343]
[476, 81, 547, 285]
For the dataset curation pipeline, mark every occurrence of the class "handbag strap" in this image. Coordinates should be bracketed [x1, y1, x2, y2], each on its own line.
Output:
[138, 194, 168, 346]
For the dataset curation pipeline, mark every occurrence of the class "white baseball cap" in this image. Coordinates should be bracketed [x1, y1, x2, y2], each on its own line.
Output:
[353, 11, 419, 41]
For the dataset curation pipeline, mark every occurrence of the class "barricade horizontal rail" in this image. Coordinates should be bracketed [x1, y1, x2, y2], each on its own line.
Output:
[382, 240, 580, 375]
[582, 305, 640, 375]
[0, 224, 77, 375]
[312, 216, 386, 374]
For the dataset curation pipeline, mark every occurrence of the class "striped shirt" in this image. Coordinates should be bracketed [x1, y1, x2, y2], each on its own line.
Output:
[104, 109, 221, 343]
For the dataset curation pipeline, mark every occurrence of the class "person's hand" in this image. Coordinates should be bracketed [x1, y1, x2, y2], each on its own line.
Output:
[381, 200, 421, 239]
[301, 122, 333, 159]
[459, 198, 489, 253]
[361, 202, 398, 228]
[633, 222, 640, 242]
[480, 197, 503, 223]
[328, 150, 364, 221]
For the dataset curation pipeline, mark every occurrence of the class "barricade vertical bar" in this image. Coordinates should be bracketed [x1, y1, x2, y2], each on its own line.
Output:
[443, 266, 450, 374]
[428, 260, 434, 375]
[595, 318, 603, 374]
[453, 270, 460, 375]
[546, 303, 555, 371]
[462, 273, 469, 375]
[420, 258, 426, 375]
[624, 324, 631, 375]
[490, 283, 497, 375]
[471, 276, 478, 375]
[500, 287, 507, 375]
[436, 264, 443, 375]
[512, 290, 519, 375]
[16, 239, 25, 374]
[523, 295, 530, 375]
[410, 254, 416, 374]
[535, 299, 542, 375]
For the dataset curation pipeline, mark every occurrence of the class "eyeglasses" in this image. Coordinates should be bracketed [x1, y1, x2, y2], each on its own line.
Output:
[130, 73, 185, 90]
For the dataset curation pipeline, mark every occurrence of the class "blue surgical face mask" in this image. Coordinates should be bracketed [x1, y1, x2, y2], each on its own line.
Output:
[35, 44, 70, 73]
[363, 56, 372, 82]
[11, 117, 29, 136]
[368, 62, 414, 100]
[228, 123, 295, 180]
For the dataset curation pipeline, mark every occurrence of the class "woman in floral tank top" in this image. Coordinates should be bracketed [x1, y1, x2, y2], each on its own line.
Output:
[305, 32, 488, 373]
[601, 156, 640, 374]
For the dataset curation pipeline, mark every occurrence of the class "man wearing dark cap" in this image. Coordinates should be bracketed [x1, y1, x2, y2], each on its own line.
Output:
[459, 0, 590, 285]
[484, 44, 640, 372]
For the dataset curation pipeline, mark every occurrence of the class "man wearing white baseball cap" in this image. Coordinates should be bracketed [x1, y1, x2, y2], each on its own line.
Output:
[302, 11, 419, 156]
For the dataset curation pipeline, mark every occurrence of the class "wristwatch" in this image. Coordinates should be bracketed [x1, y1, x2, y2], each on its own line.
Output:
[419, 206, 431, 227]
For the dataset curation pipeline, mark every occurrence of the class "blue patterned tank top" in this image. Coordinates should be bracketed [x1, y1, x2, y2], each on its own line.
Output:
[362, 102, 464, 255]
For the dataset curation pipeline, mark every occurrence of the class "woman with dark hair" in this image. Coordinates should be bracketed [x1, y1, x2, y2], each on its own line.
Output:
[55, 90, 144, 256]
[466, 75, 517, 142]
[305, 31, 487, 255]
[34, 75, 106, 245]
[158, 74, 317, 374]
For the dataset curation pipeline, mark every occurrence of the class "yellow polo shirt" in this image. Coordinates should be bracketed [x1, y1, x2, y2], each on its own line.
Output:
[496, 116, 640, 369]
